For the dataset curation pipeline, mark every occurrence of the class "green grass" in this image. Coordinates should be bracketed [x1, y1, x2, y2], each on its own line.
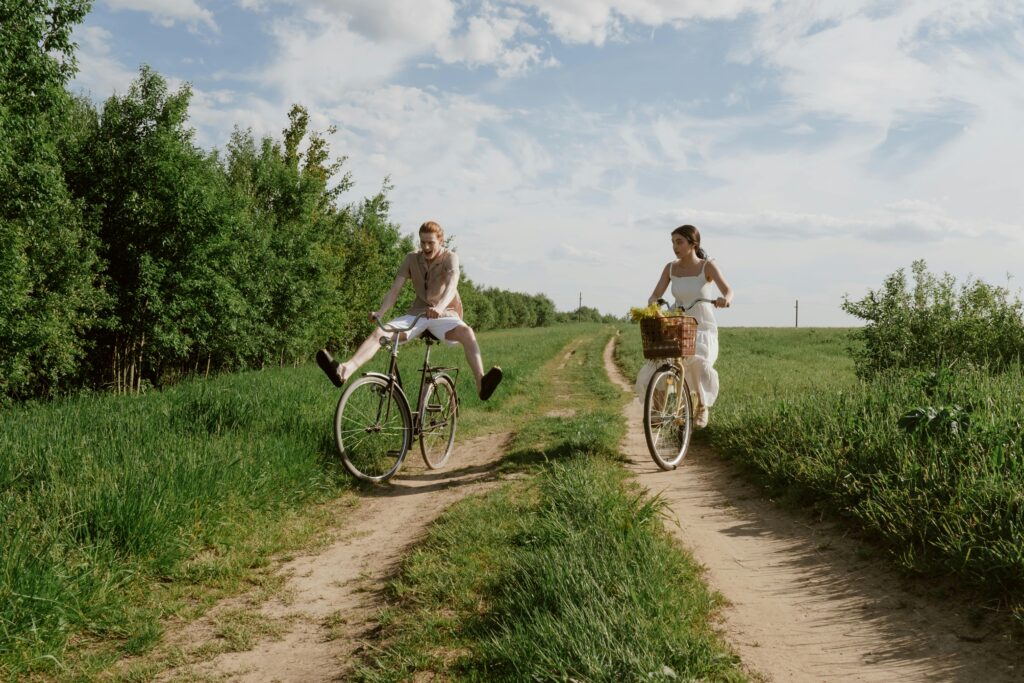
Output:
[354, 329, 746, 682]
[617, 325, 1024, 608]
[0, 324, 603, 680]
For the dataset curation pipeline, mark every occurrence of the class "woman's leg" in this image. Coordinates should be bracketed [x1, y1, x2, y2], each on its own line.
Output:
[683, 356, 711, 427]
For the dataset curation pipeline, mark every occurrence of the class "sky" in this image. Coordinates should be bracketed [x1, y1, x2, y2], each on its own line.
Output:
[69, 0, 1024, 326]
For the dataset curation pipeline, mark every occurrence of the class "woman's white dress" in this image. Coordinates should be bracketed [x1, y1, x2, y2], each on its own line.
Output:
[635, 260, 720, 409]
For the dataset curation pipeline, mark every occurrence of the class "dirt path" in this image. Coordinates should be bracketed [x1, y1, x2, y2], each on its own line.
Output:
[603, 336, 1021, 682]
[161, 431, 511, 682]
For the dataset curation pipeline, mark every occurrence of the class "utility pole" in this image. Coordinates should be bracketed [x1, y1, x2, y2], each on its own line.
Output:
[795, 299, 799, 328]
[578, 292, 582, 323]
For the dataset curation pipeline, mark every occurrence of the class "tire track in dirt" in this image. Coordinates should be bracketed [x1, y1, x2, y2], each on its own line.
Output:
[159, 431, 512, 682]
[604, 335, 1020, 682]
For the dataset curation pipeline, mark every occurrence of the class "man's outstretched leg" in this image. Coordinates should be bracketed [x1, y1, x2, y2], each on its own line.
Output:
[317, 328, 388, 388]
[445, 325, 502, 400]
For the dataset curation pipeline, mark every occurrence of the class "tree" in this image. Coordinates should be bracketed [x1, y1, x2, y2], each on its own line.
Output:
[0, 0, 106, 401]
[80, 66, 246, 390]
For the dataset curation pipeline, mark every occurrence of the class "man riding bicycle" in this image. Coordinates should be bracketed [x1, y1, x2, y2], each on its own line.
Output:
[317, 220, 503, 400]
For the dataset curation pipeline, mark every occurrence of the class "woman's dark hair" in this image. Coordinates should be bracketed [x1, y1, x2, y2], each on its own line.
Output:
[672, 224, 707, 260]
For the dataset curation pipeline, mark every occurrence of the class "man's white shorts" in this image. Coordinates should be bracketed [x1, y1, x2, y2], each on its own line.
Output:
[387, 314, 468, 347]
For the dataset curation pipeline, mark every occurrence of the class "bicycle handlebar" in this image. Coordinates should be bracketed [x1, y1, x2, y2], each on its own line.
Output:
[656, 297, 727, 312]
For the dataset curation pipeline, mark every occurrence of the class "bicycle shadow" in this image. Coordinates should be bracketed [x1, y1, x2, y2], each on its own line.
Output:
[351, 432, 514, 499]
[357, 435, 584, 499]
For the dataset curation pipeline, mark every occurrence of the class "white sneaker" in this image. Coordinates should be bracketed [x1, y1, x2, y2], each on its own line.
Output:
[694, 407, 709, 429]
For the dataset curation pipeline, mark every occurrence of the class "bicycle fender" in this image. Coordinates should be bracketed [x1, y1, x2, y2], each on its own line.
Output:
[362, 372, 409, 399]
[361, 371, 393, 382]
[434, 372, 460, 412]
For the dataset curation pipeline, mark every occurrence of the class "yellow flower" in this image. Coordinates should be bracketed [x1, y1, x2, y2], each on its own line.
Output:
[628, 304, 662, 322]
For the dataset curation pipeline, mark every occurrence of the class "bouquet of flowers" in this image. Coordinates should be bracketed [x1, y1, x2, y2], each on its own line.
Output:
[629, 303, 683, 322]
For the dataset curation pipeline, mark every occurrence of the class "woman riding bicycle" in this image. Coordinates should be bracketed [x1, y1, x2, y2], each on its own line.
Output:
[317, 220, 503, 401]
[636, 224, 733, 428]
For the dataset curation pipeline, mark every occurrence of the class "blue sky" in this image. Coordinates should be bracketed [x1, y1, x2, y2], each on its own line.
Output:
[71, 0, 1024, 325]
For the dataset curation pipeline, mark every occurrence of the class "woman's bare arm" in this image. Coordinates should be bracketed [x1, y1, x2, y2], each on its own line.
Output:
[705, 261, 733, 308]
[647, 264, 671, 305]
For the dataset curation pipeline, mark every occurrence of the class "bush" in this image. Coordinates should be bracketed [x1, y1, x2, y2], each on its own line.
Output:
[842, 260, 1024, 379]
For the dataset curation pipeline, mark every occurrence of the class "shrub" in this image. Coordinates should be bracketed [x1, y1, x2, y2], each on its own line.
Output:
[842, 260, 1024, 379]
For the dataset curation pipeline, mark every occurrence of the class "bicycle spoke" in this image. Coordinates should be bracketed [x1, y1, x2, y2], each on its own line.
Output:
[335, 377, 412, 482]
[644, 368, 691, 470]
[418, 377, 457, 469]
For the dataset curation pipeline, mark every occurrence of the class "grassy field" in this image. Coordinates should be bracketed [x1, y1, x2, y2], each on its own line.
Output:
[353, 328, 746, 682]
[2, 323, 747, 681]
[617, 325, 1024, 610]
[0, 324, 595, 679]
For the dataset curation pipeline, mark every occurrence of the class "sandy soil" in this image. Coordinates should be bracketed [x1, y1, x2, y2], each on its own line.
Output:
[160, 431, 511, 682]
[603, 336, 1021, 683]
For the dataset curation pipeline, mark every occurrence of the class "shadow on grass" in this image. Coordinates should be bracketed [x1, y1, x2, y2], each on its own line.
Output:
[340, 438, 587, 500]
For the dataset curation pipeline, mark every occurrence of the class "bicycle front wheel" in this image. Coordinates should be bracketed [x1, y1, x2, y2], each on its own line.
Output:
[419, 374, 458, 469]
[643, 365, 693, 470]
[335, 376, 412, 482]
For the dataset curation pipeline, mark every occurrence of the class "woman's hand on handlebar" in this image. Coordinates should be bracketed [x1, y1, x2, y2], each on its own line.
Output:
[714, 297, 730, 308]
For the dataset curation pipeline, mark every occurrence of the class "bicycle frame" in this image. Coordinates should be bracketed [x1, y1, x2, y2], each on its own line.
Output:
[363, 317, 460, 436]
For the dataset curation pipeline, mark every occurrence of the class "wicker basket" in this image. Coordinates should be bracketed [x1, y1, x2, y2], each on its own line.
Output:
[640, 315, 697, 359]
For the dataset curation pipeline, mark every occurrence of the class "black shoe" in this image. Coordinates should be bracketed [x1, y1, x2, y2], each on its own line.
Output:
[479, 366, 503, 401]
[316, 349, 345, 388]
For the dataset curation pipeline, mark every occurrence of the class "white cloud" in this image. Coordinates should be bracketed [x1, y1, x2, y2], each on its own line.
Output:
[324, 84, 521, 201]
[515, 0, 773, 45]
[70, 25, 139, 97]
[256, 7, 417, 102]
[739, 1, 1024, 128]
[104, 0, 218, 33]
[332, 0, 456, 44]
[634, 201, 1023, 244]
[550, 243, 604, 263]
[254, 1, 552, 102]
[439, 10, 552, 76]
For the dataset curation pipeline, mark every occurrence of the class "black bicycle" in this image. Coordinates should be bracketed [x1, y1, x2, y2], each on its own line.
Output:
[334, 315, 459, 483]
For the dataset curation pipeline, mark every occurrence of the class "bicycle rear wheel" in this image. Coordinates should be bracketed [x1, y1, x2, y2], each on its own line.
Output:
[335, 376, 412, 482]
[419, 374, 458, 469]
[643, 365, 693, 470]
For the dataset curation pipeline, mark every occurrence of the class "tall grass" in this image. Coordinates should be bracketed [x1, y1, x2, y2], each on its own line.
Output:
[713, 366, 1024, 591]
[0, 370, 346, 678]
[0, 324, 596, 679]
[616, 325, 1024, 602]
[474, 459, 743, 681]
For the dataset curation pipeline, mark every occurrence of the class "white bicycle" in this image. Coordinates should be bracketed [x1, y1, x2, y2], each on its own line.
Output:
[641, 298, 717, 470]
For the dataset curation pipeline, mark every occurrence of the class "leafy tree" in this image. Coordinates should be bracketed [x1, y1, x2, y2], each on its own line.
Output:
[532, 294, 557, 327]
[842, 260, 1024, 378]
[0, 0, 106, 401]
[79, 66, 247, 390]
[458, 272, 497, 330]
[320, 189, 413, 353]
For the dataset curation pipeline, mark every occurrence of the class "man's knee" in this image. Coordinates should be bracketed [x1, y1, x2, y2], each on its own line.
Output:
[445, 325, 475, 342]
